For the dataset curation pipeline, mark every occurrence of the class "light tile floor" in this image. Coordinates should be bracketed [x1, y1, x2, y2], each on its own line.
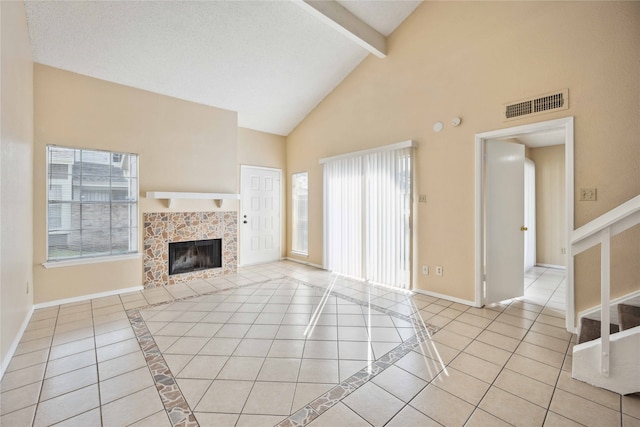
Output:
[1, 262, 639, 426]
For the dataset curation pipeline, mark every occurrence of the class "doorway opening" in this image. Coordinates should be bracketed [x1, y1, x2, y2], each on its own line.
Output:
[474, 117, 575, 331]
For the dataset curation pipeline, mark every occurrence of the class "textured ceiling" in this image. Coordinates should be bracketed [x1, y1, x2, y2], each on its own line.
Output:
[24, 0, 421, 136]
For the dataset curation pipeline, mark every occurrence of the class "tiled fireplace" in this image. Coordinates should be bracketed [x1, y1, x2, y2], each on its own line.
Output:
[143, 211, 237, 287]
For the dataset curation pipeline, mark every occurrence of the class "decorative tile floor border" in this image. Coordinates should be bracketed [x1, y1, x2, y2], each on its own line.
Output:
[277, 322, 433, 426]
[128, 309, 199, 427]
[126, 277, 437, 427]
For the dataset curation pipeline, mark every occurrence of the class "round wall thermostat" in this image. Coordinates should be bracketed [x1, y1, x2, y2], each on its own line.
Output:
[433, 121, 444, 132]
[452, 117, 462, 127]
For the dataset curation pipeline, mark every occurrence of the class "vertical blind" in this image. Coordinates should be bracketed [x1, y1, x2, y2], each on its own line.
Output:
[322, 142, 413, 289]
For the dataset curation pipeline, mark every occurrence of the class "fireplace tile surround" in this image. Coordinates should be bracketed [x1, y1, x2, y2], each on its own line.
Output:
[143, 211, 237, 287]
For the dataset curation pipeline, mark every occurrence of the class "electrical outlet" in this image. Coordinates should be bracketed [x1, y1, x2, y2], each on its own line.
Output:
[435, 266, 443, 276]
[418, 194, 427, 203]
[422, 265, 429, 275]
[561, 248, 567, 255]
[579, 188, 597, 201]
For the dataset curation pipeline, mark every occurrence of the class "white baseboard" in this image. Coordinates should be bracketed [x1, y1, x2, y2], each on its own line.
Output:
[1, 305, 35, 380]
[284, 257, 324, 269]
[536, 263, 566, 270]
[33, 285, 144, 310]
[412, 289, 478, 307]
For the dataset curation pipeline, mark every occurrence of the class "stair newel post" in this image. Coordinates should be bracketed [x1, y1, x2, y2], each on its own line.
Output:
[600, 227, 611, 377]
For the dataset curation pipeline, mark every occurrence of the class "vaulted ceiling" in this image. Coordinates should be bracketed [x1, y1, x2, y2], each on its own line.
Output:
[24, 1, 422, 136]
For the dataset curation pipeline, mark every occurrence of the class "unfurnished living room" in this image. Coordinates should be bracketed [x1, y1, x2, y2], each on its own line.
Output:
[1, 1, 639, 426]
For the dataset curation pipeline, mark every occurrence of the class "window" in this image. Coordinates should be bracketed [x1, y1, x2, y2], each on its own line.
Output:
[46, 146, 138, 261]
[291, 172, 309, 255]
[321, 142, 414, 289]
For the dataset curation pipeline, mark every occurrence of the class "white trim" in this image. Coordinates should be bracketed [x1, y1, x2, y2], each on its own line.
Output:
[1, 306, 35, 380]
[319, 140, 416, 164]
[240, 165, 282, 173]
[145, 192, 240, 200]
[536, 263, 566, 270]
[46, 146, 140, 261]
[412, 289, 477, 307]
[565, 119, 575, 331]
[294, 0, 387, 58]
[33, 285, 144, 310]
[43, 252, 141, 269]
[323, 158, 328, 270]
[239, 258, 285, 268]
[474, 131, 485, 307]
[291, 172, 309, 257]
[284, 257, 324, 269]
[146, 191, 240, 208]
[474, 117, 575, 328]
[571, 196, 640, 256]
[239, 165, 283, 266]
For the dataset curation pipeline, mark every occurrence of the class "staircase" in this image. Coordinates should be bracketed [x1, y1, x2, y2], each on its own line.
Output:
[570, 195, 640, 395]
[578, 296, 640, 343]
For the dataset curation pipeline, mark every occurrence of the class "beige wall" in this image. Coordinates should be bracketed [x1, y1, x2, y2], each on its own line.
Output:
[286, 1, 640, 309]
[238, 127, 287, 258]
[529, 145, 566, 267]
[33, 65, 238, 303]
[238, 127, 286, 171]
[1, 1, 34, 372]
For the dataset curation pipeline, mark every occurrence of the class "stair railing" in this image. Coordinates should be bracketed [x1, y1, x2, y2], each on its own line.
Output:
[570, 194, 640, 376]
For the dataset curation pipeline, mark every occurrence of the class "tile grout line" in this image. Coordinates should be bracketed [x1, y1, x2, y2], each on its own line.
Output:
[129, 275, 438, 427]
[277, 334, 427, 427]
[126, 308, 199, 427]
[276, 277, 436, 426]
[91, 299, 104, 427]
[445, 275, 571, 426]
[29, 305, 60, 427]
[124, 276, 291, 427]
[16, 266, 571, 427]
[389, 282, 563, 427]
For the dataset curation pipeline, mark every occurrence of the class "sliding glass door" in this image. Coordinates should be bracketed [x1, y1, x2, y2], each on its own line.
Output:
[322, 142, 414, 289]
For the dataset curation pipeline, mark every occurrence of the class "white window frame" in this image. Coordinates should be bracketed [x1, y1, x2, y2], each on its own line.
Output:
[45, 145, 139, 264]
[291, 172, 309, 256]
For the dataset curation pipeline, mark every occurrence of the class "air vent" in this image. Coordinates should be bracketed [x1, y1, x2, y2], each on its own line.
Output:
[503, 89, 569, 121]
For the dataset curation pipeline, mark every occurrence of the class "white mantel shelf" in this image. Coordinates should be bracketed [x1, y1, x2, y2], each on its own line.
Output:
[146, 191, 240, 208]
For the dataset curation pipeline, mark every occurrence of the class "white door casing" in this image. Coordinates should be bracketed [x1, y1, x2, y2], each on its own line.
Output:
[474, 117, 575, 331]
[240, 166, 281, 266]
[524, 158, 537, 271]
[485, 140, 525, 305]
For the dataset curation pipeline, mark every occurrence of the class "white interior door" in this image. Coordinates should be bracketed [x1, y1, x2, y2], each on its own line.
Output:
[485, 140, 525, 304]
[240, 166, 281, 266]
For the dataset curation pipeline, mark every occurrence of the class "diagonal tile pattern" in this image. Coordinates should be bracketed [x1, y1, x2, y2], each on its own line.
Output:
[1, 262, 638, 427]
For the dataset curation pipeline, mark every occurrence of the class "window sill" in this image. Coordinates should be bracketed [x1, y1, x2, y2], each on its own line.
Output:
[43, 253, 141, 269]
[290, 251, 309, 258]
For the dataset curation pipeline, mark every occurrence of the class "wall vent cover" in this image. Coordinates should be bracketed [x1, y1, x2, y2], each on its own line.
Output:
[503, 89, 569, 121]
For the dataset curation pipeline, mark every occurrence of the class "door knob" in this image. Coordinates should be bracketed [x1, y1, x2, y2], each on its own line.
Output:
[521, 226, 528, 231]
[243, 220, 248, 224]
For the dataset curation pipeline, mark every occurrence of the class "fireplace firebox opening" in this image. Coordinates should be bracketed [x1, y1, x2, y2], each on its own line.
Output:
[168, 239, 222, 276]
